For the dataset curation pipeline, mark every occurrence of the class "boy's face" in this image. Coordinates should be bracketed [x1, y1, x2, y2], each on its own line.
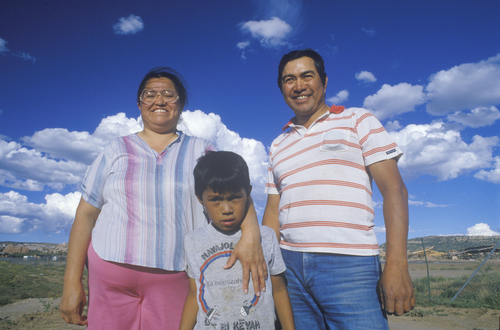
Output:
[198, 186, 251, 232]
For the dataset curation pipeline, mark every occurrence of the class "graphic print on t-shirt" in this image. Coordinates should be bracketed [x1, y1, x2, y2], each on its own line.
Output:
[198, 243, 259, 328]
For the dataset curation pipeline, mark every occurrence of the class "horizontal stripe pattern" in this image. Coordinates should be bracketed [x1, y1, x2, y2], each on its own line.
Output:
[265, 107, 403, 256]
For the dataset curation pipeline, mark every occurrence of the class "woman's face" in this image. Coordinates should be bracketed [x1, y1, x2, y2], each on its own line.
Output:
[138, 77, 182, 134]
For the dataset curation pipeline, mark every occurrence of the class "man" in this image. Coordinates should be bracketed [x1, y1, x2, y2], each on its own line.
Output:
[263, 49, 415, 330]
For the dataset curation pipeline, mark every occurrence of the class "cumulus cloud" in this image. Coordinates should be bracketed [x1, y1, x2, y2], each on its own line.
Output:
[474, 156, 500, 184]
[0, 113, 142, 192]
[0, 110, 269, 236]
[326, 90, 349, 105]
[0, 191, 80, 235]
[355, 71, 377, 82]
[363, 83, 426, 120]
[390, 121, 499, 180]
[239, 17, 292, 48]
[426, 54, 500, 115]
[22, 113, 142, 164]
[384, 120, 402, 132]
[447, 106, 500, 128]
[466, 223, 500, 236]
[113, 15, 144, 35]
[179, 110, 268, 208]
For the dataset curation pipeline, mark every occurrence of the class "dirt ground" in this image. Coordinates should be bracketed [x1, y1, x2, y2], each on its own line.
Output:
[0, 298, 498, 330]
[1, 260, 499, 329]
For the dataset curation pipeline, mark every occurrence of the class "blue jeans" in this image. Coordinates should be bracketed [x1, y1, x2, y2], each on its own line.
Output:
[281, 249, 389, 330]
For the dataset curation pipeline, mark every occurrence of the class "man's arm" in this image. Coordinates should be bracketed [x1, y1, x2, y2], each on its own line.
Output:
[271, 273, 295, 330]
[262, 194, 281, 242]
[60, 198, 100, 325]
[179, 278, 199, 330]
[224, 196, 267, 295]
[368, 158, 415, 315]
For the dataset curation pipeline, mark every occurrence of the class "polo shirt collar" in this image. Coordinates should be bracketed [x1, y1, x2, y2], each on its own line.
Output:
[282, 104, 345, 131]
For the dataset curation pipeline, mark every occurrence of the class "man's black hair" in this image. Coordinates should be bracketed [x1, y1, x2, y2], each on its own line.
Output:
[277, 49, 327, 92]
[194, 151, 251, 199]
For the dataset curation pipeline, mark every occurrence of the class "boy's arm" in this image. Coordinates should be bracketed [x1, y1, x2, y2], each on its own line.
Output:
[271, 273, 295, 330]
[179, 278, 199, 330]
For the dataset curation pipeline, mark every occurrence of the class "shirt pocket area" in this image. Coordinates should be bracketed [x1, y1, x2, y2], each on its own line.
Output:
[319, 129, 350, 152]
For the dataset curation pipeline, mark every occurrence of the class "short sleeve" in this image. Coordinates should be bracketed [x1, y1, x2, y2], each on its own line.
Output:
[265, 149, 279, 195]
[81, 146, 113, 209]
[353, 108, 403, 166]
[183, 233, 197, 279]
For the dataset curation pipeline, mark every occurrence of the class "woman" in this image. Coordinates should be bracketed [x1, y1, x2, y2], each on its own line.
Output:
[59, 68, 265, 329]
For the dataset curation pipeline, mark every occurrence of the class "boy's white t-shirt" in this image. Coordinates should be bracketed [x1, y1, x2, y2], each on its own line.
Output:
[184, 224, 286, 329]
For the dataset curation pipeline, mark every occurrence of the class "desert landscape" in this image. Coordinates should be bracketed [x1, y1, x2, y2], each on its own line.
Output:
[0, 260, 499, 329]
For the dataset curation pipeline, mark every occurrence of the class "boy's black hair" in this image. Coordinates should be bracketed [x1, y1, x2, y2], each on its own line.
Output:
[194, 151, 251, 198]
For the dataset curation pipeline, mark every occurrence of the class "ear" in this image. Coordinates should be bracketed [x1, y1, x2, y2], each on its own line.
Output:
[324, 75, 328, 89]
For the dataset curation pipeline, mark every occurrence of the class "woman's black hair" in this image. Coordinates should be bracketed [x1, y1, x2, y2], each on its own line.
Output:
[137, 67, 188, 110]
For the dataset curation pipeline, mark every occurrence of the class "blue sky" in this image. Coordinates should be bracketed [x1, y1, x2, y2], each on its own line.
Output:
[1, 0, 499, 244]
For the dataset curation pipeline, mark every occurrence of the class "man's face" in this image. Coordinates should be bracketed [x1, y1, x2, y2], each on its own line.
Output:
[281, 56, 328, 124]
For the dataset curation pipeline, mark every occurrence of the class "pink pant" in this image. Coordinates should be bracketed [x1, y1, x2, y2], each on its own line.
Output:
[87, 242, 189, 330]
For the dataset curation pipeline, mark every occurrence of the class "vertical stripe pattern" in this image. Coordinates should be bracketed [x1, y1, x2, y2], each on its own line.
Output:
[81, 132, 213, 271]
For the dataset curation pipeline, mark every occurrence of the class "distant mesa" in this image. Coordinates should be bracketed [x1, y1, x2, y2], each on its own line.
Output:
[379, 235, 500, 260]
[0, 242, 69, 256]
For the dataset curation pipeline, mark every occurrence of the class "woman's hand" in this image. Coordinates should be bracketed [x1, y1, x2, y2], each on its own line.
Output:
[60, 281, 88, 325]
[59, 198, 99, 326]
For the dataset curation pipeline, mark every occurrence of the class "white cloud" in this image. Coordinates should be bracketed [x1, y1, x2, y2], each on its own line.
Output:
[113, 15, 144, 35]
[239, 17, 292, 48]
[0, 191, 80, 235]
[1, 113, 141, 191]
[0, 216, 25, 234]
[355, 71, 377, 82]
[22, 113, 142, 164]
[179, 110, 268, 209]
[17, 52, 36, 63]
[447, 106, 500, 128]
[408, 200, 449, 207]
[474, 156, 500, 184]
[425, 54, 500, 115]
[363, 83, 426, 120]
[384, 120, 402, 132]
[0, 38, 9, 53]
[466, 223, 499, 236]
[0, 38, 35, 62]
[390, 121, 499, 180]
[0, 110, 270, 236]
[326, 90, 349, 105]
[237, 41, 250, 50]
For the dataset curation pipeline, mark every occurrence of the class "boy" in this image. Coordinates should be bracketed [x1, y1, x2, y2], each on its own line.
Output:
[180, 151, 295, 330]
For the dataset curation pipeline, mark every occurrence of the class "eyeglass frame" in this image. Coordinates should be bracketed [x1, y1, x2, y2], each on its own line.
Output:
[139, 89, 180, 105]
